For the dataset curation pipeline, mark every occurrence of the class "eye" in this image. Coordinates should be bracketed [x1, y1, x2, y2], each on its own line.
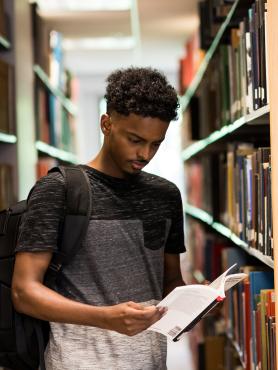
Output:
[128, 137, 141, 144]
[153, 142, 161, 148]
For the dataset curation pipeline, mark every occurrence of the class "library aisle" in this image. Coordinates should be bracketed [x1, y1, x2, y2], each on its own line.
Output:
[1, 0, 278, 369]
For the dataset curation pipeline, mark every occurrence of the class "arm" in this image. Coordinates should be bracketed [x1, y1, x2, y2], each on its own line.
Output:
[12, 251, 165, 336]
[163, 253, 185, 297]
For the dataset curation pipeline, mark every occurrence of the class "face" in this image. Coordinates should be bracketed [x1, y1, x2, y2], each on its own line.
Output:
[101, 112, 169, 178]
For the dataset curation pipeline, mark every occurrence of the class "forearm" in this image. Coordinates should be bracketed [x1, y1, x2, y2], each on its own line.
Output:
[12, 281, 108, 328]
[12, 281, 165, 336]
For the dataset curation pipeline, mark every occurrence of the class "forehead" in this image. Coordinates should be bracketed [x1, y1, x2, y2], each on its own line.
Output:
[111, 113, 169, 140]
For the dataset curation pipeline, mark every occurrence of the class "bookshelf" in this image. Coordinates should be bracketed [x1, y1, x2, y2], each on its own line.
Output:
[31, 4, 79, 178]
[0, 0, 79, 202]
[182, 105, 269, 161]
[181, 0, 277, 369]
[179, 0, 240, 112]
[185, 203, 274, 269]
[267, 0, 278, 366]
[34, 65, 77, 116]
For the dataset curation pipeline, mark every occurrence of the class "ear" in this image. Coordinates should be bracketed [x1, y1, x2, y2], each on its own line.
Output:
[100, 114, 112, 136]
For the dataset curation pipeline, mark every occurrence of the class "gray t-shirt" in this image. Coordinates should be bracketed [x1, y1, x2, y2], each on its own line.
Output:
[16, 166, 185, 370]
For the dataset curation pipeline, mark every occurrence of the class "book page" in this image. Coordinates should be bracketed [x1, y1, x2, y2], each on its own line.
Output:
[209, 263, 237, 293]
[148, 264, 247, 340]
[223, 273, 247, 291]
[148, 284, 218, 339]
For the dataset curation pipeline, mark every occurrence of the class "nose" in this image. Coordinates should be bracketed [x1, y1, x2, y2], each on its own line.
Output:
[137, 145, 153, 162]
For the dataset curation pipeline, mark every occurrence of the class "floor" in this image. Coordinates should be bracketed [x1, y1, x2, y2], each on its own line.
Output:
[167, 334, 194, 370]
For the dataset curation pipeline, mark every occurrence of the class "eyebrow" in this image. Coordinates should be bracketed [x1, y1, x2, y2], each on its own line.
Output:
[127, 132, 165, 143]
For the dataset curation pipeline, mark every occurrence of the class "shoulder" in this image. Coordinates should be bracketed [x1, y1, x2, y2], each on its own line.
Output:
[37, 171, 65, 186]
[140, 172, 181, 198]
[29, 171, 66, 203]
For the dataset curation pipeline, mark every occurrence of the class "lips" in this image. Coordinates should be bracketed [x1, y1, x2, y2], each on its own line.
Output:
[131, 161, 147, 170]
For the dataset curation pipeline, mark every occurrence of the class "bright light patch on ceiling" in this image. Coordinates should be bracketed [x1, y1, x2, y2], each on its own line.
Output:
[63, 37, 135, 50]
[36, 0, 131, 12]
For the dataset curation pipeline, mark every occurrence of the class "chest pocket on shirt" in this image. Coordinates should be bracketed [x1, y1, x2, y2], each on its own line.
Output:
[143, 218, 171, 250]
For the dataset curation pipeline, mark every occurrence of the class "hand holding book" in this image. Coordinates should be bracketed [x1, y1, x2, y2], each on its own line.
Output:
[147, 263, 247, 341]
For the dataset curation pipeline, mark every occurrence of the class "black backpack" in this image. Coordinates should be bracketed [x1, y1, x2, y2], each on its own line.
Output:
[0, 165, 92, 370]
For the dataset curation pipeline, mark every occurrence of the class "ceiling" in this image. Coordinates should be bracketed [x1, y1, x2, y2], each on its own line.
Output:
[38, 0, 200, 85]
[40, 0, 199, 40]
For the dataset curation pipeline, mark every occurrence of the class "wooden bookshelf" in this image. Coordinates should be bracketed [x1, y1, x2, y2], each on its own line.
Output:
[266, 0, 278, 362]
[181, 0, 277, 367]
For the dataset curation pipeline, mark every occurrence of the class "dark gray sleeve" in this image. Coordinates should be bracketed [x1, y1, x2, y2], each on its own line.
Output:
[164, 186, 186, 254]
[15, 173, 66, 253]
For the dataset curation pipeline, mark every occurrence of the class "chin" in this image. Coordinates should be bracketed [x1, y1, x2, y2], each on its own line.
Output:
[123, 166, 141, 176]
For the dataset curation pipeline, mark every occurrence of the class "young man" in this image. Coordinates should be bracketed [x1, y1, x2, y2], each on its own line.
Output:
[12, 67, 185, 370]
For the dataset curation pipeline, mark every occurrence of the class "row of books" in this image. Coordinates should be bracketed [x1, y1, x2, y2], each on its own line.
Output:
[183, 0, 268, 140]
[35, 84, 77, 152]
[186, 221, 275, 370]
[185, 154, 221, 220]
[225, 264, 275, 370]
[186, 143, 273, 258]
[224, 144, 272, 257]
[179, 34, 204, 95]
[32, 3, 70, 93]
[187, 220, 276, 370]
[198, 0, 255, 51]
[0, 164, 14, 210]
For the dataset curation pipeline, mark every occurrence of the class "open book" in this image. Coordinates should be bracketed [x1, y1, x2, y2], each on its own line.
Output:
[147, 263, 247, 341]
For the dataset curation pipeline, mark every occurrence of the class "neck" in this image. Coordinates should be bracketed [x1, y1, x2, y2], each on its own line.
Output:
[87, 147, 125, 179]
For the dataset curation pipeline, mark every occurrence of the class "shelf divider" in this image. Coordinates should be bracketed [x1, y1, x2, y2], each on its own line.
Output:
[182, 105, 270, 162]
[36, 141, 78, 164]
[0, 132, 17, 143]
[0, 35, 11, 49]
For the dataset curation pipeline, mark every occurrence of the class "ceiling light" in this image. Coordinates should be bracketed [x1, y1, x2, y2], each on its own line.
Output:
[36, 0, 131, 12]
[63, 37, 135, 50]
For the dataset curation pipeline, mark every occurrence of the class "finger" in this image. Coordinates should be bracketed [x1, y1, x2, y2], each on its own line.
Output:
[157, 306, 168, 315]
[127, 301, 145, 310]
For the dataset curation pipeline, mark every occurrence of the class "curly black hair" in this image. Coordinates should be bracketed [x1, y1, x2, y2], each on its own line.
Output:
[104, 67, 179, 122]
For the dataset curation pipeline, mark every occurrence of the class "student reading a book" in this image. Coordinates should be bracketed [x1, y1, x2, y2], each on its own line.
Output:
[12, 67, 186, 370]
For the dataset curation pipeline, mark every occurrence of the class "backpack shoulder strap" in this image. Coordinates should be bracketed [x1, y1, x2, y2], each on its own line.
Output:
[45, 165, 92, 286]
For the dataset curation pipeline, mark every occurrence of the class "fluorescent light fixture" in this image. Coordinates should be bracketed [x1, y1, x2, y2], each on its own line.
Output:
[36, 0, 131, 12]
[63, 37, 135, 50]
